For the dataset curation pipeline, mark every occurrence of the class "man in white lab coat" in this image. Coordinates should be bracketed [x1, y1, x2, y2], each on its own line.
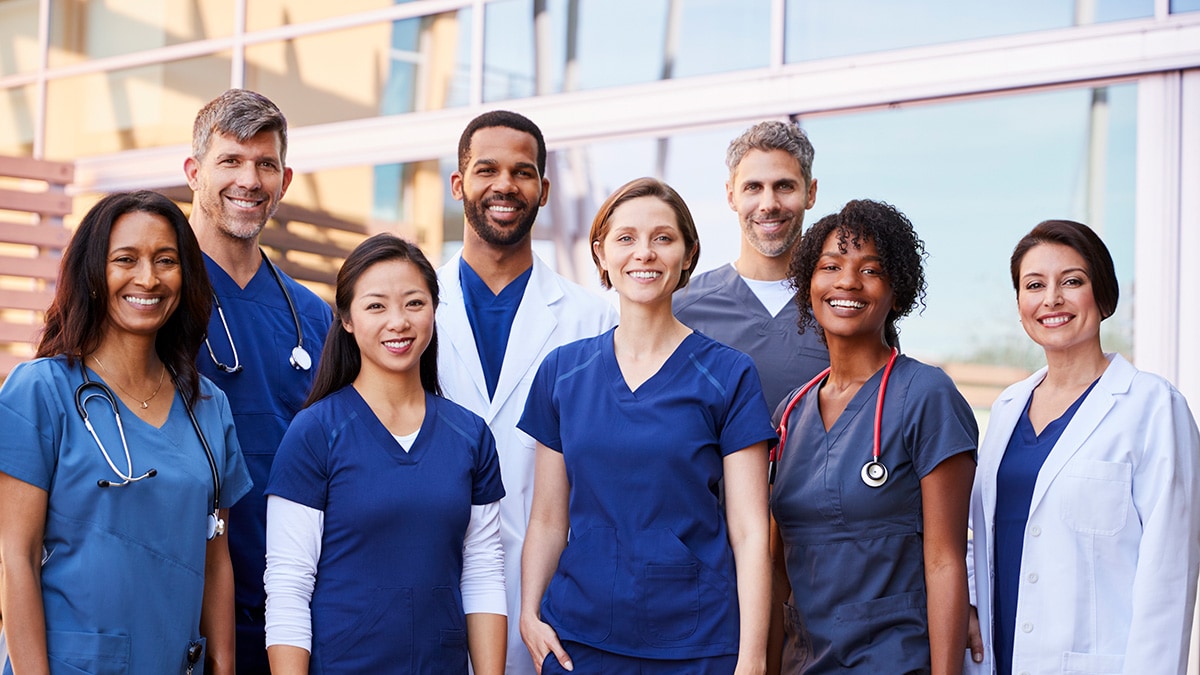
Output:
[436, 110, 618, 675]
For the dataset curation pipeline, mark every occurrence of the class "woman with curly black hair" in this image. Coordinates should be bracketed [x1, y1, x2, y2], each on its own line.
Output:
[768, 199, 977, 674]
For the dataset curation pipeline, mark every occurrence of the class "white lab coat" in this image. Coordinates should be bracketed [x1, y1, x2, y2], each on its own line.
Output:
[966, 353, 1200, 675]
[436, 252, 618, 675]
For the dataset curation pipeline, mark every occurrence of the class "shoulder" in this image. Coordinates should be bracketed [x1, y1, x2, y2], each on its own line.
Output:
[895, 355, 958, 390]
[686, 332, 759, 379]
[430, 394, 492, 440]
[672, 266, 733, 312]
[1, 356, 75, 399]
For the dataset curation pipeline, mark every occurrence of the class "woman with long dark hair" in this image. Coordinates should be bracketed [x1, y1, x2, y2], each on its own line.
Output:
[0, 190, 252, 674]
[263, 233, 506, 674]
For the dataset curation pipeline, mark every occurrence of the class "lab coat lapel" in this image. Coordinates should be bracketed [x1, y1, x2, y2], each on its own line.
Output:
[437, 254, 490, 409]
[979, 373, 1041, 525]
[488, 255, 560, 417]
[1027, 353, 1133, 513]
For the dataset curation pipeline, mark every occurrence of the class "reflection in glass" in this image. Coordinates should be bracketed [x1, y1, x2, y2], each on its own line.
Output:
[48, 0, 235, 68]
[44, 54, 233, 160]
[1172, 0, 1200, 11]
[483, 0, 770, 102]
[785, 0, 1153, 62]
[0, 1, 40, 77]
[246, 0, 394, 32]
[0, 85, 37, 156]
[246, 11, 472, 127]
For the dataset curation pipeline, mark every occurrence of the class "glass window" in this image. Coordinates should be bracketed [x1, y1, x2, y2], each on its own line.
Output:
[244, 12, 472, 124]
[0, 85, 37, 156]
[483, 0, 771, 102]
[785, 0, 1153, 62]
[246, 0, 396, 32]
[48, 0, 235, 68]
[44, 53, 233, 160]
[1172, 0, 1200, 11]
[0, 0, 40, 77]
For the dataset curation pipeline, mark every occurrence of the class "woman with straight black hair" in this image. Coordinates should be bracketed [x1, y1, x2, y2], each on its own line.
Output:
[0, 190, 251, 674]
[264, 233, 507, 674]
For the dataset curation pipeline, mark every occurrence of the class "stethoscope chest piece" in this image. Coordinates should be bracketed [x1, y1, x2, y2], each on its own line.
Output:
[207, 512, 226, 540]
[289, 346, 312, 371]
[861, 460, 889, 488]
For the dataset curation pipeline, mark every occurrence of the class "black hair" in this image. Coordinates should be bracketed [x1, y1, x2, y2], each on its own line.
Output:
[457, 110, 547, 176]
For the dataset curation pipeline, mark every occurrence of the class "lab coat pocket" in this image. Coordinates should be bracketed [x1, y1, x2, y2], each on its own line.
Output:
[1061, 650, 1123, 673]
[45, 630, 130, 675]
[1058, 460, 1131, 536]
[545, 527, 616, 642]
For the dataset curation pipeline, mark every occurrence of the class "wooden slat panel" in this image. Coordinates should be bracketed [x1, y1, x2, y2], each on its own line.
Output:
[0, 189, 72, 217]
[270, 257, 336, 292]
[0, 220, 72, 248]
[0, 255, 60, 280]
[0, 321, 39, 343]
[0, 156, 74, 184]
[0, 288, 55, 312]
[261, 227, 354, 259]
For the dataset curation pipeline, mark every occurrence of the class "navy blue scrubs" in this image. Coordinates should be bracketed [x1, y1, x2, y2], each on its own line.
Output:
[266, 387, 504, 674]
[197, 253, 332, 669]
[518, 329, 776, 662]
[769, 355, 977, 674]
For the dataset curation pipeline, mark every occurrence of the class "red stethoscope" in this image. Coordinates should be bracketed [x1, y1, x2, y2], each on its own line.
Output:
[770, 347, 899, 489]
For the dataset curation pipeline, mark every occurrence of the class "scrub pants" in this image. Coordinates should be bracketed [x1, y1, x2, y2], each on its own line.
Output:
[541, 641, 738, 675]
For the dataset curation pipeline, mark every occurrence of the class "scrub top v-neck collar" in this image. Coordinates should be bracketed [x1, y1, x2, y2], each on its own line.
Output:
[343, 386, 433, 466]
[815, 361, 888, 442]
[601, 329, 699, 401]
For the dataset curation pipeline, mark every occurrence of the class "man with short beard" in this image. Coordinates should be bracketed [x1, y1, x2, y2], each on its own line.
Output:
[436, 110, 617, 675]
[674, 120, 829, 410]
[184, 89, 333, 674]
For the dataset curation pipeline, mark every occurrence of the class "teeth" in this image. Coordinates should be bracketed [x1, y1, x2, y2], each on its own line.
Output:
[229, 197, 259, 208]
[1040, 315, 1071, 326]
[629, 271, 661, 279]
[383, 339, 413, 348]
[829, 299, 865, 309]
[125, 296, 160, 306]
[489, 205, 517, 212]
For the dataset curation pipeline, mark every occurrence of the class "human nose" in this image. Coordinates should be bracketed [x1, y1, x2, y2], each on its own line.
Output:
[234, 162, 261, 189]
[1043, 284, 1063, 307]
[492, 170, 517, 195]
[386, 308, 411, 331]
[759, 187, 780, 212]
[633, 237, 656, 261]
[134, 259, 157, 288]
[833, 265, 860, 289]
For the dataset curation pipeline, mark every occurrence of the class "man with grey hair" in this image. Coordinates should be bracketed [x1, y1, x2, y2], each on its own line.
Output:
[185, 88, 332, 674]
[674, 119, 828, 409]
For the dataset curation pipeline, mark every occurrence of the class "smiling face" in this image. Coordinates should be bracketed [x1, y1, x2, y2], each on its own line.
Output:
[1017, 242, 1103, 354]
[728, 148, 816, 262]
[184, 130, 293, 242]
[593, 196, 693, 308]
[809, 230, 895, 346]
[451, 125, 549, 248]
[342, 259, 435, 382]
[103, 211, 183, 341]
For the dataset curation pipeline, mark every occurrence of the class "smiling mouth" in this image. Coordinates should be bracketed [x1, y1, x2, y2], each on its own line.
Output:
[828, 299, 865, 310]
[125, 296, 161, 307]
[227, 195, 264, 208]
[1039, 314, 1072, 327]
[629, 271, 662, 280]
[383, 338, 414, 349]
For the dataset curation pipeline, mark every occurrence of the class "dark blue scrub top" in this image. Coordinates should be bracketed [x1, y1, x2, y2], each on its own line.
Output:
[267, 387, 504, 674]
[460, 258, 531, 399]
[197, 254, 333, 631]
[519, 329, 777, 660]
[993, 380, 1097, 675]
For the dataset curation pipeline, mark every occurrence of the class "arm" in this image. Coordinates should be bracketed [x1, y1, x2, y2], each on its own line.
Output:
[264, 496, 324, 675]
[462, 501, 506, 675]
[766, 515, 791, 675]
[1121, 391, 1200, 674]
[520, 443, 572, 674]
[724, 442, 772, 675]
[200, 508, 236, 675]
[0, 472, 50, 675]
[920, 452, 975, 675]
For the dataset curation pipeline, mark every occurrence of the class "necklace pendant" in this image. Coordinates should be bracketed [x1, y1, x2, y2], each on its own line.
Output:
[140, 401, 149, 409]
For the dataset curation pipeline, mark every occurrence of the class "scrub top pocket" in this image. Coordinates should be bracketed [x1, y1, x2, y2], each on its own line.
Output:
[545, 527, 616, 643]
[45, 630, 130, 675]
[317, 587, 413, 666]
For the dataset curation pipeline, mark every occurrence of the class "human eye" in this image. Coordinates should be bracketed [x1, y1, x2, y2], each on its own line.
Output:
[258, 160, 279, 171]
[406, 298, 427, 308]
[111, 254, 136, 265]
[156, 255, 179, 267]
[776, 182, 796, 192]
[1024, 280, 1044, 291]
[1062, 277, 1085, 287]
[743, 182, 762, 193]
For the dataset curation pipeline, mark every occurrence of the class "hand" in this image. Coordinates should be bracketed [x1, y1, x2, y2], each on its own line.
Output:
[520, 612, 573, 673]
[967, 605, 984, 664]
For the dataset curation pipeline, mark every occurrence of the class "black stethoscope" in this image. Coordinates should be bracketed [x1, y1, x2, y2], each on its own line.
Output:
[205, 249, 312, 374]
[770, 347, 898, 489]
[75, 363, 225, 540]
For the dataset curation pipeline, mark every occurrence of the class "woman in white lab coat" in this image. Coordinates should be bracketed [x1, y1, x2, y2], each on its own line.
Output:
[965, 219, 1200, 675]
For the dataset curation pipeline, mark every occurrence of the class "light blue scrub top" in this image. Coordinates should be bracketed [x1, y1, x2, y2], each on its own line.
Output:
[769, 355, 977, 674]
[0, 356, 252, 675]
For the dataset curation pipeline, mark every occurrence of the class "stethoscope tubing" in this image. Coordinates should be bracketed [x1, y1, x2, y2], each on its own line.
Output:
[770, 347, 899, 486]
[205, 248, 309, 373]
[75, 362, 224, 538]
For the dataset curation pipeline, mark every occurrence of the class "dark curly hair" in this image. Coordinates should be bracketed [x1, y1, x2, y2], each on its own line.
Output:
[788, 199, 926, 347]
